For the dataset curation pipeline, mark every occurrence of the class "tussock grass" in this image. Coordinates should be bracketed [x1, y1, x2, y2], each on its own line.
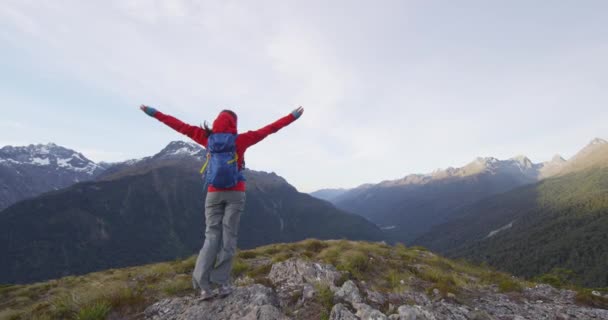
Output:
[231, 258, 249, 278]
[498, 277, 524, 293]
[74, 302, 111, 320]
[575, 289, 608, 309]
[314, 283, 334, 320]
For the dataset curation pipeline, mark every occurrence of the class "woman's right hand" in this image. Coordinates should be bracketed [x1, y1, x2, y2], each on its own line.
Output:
[291, 106, 304, 119]
[140, 105, 158, 117]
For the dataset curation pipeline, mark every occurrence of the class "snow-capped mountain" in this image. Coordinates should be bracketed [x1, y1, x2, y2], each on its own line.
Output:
[0, 143, 106, 210]
[0, 141, 208, 211]
[96, 141, 206, 180]
[153, 140, 205, 160]
[0, 143, 103, 175]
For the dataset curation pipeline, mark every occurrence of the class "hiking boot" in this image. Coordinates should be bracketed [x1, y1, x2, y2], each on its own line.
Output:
[215, 284, 233, 298]
[199, 288, 217, 301]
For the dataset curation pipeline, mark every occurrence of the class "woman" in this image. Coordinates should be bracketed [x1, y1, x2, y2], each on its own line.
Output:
[140, 105, 303, 299]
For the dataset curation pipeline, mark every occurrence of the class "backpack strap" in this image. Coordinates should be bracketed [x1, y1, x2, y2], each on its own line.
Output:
[199, 149, 238, 174]
[200, 152, 211, 174]
[227, 153, 238, 165]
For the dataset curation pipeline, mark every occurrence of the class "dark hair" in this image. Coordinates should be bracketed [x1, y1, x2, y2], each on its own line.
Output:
[200, 121, 213, 137]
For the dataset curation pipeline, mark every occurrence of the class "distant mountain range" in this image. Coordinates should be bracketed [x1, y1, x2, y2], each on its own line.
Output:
[415, 138, 608, 287]
[0, 141, 382, 284]
[3, 138, 607, 287]
[0, 143, 107, 211]
[309, 188, 348, 202]
[315, 138, 605, 244]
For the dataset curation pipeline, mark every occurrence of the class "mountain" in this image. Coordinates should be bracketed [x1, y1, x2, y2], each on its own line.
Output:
[331, 155, 547, 243]
[3, 240, 607, 320]
[96, 140, 206, 180]
[0, 144, 382, 284]
[551, 137, 608, 175]
[415, 138, 608, 287]
[309, 188, 349, 202]
[0, 143, 105, 210]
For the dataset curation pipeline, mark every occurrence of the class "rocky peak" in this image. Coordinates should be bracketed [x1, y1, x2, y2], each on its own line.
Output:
[588, 137, 607, 146]
[510, 155, 534, 169]
[153, 141, 205, 160]
[550, 154, 566, 163]
[0, 143, 102, 175]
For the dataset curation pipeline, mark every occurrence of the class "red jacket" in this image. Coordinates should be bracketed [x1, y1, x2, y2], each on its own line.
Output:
[154, 110, 296, 192]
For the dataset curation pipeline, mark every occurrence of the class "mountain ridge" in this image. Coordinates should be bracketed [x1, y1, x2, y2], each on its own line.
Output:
[0, 143, 106, 210]
[0, 148, 383, 284]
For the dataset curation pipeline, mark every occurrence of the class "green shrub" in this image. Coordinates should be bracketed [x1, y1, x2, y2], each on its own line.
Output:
[315, 283, 334, 313]
[246, 264, 272, 279]
[498, 278, 523, 293]
[317, 247, 341, 266]
[231, 259, 249, 277]
[237, 251, 259, 259]
[336, 250, 369, 278]
[75, 301, 111, 320]
[271, 252, 292, 263]
[50, 293, 77, 319]
[161, 276, 192, 296]
[575, 289, 608, 309]
[534, 268, 576, 288]
[173, 256, 196, 274]
[302, 239, 328, 253]
[386, 270, 410, 290]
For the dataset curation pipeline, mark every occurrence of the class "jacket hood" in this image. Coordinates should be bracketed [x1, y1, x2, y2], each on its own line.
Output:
[212, 111, 237, 134]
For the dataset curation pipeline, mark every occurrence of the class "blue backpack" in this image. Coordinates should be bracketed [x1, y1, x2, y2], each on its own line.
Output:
[199, 133, 244, 188]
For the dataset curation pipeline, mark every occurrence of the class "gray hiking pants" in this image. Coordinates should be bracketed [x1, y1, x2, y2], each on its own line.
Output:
[192, 191, 246, 290]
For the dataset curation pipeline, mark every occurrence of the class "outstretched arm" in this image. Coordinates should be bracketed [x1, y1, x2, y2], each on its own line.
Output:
[238, 107, 303, 148]
[139, 105, 208, 147]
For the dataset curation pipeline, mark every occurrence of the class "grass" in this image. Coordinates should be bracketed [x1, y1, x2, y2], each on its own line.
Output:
[315, 283, 333, 320]
[575, 289, 608, 309]
[4, 239, 602, 319]
[231, 258, 249, 278]
[74, 302, 111, 320]
[498, 277, 524, 293]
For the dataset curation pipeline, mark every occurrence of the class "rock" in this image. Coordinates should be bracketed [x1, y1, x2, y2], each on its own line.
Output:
[144, 284, 288, 320]
[268, 258, 342, 290]
[467, 309, 493, 320]
[353, 302, 388, 320]
[396, 305, 437, 320]
[389, 291, 431, 307]
[330, 303, 358, 320]
[235, 275, 255, 286]
[366, 289, 387, 306]
[472, 289, 608, 320]
[268, 258, 342, 308]
[592, 290, 601, 297]
[335, 280, 363, 304]
[301, 283, 316, 302]
[143, 258, 608, 320]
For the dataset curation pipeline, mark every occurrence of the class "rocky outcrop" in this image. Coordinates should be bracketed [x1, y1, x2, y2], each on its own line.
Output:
[268, 258, 342, 308]
[144, 259, 608, 320]
[144, 284, 288, 320]
[335, 280, 363, 304]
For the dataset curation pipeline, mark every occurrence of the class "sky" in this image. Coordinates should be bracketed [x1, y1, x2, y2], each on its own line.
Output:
[1, 0, 607, 192]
